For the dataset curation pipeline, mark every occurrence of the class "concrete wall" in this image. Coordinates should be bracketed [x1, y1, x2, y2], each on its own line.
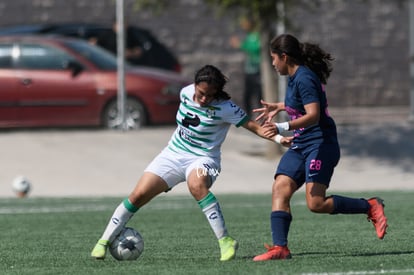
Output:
[0, 0, 409, 108]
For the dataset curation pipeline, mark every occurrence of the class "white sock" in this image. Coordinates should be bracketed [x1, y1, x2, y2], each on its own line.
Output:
[199, 192, 228, 240]
[100, 200, 136, 243]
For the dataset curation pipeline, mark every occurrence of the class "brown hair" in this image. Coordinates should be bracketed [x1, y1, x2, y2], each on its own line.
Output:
[194, 65, 231, 100]
[270, 34, 334, 84]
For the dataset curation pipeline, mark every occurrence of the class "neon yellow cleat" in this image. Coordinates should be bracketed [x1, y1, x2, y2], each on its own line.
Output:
[91, 239, 109, 260]
[218, 236, 238, 261]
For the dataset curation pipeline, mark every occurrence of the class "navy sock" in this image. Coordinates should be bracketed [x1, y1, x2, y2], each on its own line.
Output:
[270, 211, 292, 246]
[331, 195, 370, 214]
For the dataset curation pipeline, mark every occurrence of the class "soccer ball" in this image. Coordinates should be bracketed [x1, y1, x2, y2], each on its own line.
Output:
[109, 227, 144, 261]
[12, 176, 31, 197]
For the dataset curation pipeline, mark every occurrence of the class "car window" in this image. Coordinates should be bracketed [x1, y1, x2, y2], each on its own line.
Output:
[50, 26, 107, 40]
[16, 43, 74, 70]
[63, 40, 117, 70]
[127, 27, 153, 50]
[0, 25, 45, 35]
[0, 44, 13, 68]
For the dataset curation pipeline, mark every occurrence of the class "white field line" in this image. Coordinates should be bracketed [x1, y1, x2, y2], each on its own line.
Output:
[0, 204, 111, 214]
[302, 269, 414, 275]
[0, 199, 307, 214]
[0, 202, 251, 214]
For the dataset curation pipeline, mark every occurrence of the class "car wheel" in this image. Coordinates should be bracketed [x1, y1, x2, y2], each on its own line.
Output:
[103, 98, 147, 130]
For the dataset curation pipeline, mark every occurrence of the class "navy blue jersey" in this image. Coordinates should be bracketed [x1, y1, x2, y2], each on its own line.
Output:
[285, 66, 337, 146]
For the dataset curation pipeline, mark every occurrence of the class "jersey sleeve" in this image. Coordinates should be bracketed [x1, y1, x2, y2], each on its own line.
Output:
[297, 74, 321, 105]
[221, 101, 248, 127]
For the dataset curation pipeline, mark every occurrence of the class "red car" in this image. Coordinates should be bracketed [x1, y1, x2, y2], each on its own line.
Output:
[0, 35, 190, 129]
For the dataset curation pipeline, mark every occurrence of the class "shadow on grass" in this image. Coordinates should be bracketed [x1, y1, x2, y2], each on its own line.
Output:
[349, 250, 414, 257]
[291, 250, 414, 258]
[337, 123, 414, 172]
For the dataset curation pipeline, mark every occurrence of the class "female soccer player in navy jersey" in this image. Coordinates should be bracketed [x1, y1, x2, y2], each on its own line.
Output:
[252, 34, 388, 261]
[91, 65, 276, 262]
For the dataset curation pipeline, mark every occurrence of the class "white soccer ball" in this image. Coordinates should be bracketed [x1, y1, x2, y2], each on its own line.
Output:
[109, 227, 144, 261]
[12, 176, 31, 197]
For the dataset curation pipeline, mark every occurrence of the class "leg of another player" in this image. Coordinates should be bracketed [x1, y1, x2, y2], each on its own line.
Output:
[308, 182, 388, 239]
[254, 175, 296, 261]
[187, 168, 238, 261]
[306, 181, 371, 215]
[104, 172, 168, 241]
[305, 182, 335, 213]
[91, 172, 168, 259]
[188, 168, 227, 238]
[128, 172, 170, 208]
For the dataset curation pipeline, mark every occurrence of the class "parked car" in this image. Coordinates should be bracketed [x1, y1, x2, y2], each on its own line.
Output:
[0, 23, 182, 72]
[0, 35, 190, 129]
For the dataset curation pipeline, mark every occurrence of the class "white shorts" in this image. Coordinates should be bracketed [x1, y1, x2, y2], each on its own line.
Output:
[144, 147, 221, 189]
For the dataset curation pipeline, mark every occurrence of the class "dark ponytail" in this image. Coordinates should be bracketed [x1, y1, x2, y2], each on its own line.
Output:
[270, 34, 334, 84]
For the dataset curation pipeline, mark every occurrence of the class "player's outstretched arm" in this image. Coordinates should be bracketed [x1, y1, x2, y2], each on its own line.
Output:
[241, 119, 276, 141]
[241, 120, 295, 148]
[253, 100, 285, 123]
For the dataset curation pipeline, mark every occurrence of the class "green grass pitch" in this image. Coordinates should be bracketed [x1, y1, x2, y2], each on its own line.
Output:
[1, 191, 413, 275]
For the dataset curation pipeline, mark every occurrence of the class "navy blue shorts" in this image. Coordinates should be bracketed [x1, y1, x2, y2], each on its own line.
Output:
[275, 143, 340, 188]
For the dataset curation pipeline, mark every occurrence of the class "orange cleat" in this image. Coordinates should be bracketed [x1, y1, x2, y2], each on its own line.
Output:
[253, 244, 292, 261]
[367, 197, 388, 239]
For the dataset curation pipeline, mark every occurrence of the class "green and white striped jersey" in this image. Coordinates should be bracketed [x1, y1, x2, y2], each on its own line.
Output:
[167, 84, 249, 158]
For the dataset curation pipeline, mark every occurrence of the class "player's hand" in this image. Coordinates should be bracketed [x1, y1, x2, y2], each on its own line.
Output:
[280, 136, 294, 148]
[261, 122, 277, 138]
[253, 100, 283, 124]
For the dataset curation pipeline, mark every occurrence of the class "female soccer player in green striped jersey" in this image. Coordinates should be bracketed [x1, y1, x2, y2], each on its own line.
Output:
[91, 64, 276, 261]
